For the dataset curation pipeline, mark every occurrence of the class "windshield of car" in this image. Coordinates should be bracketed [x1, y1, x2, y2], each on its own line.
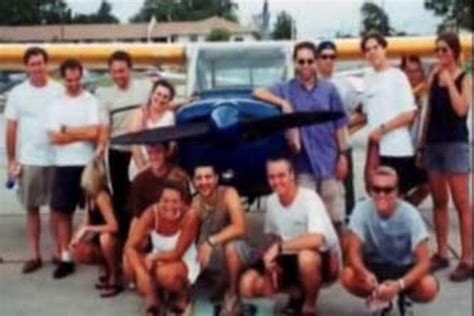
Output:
[194, 46, 287, 92]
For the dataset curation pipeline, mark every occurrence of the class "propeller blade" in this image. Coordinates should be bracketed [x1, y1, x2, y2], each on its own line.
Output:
[111, 121, 210, 145]
[242, 111, 344, 139]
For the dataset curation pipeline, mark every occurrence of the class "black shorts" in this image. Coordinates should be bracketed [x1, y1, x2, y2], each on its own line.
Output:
[51, 166, 85, 214]
[380, 156, 427, 194]
[365, 261, 414, 282]
[249, 252, 332, 290]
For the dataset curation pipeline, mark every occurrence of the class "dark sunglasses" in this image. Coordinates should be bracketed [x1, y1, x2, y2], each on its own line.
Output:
[297, 59, 315, 66]
[319, 54, 336, 60]
[372, 185, 396, 194]
[434, 46, 449, 54]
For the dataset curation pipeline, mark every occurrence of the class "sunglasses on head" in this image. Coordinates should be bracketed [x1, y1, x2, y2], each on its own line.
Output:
[371, 185, 396, 194]
[319, 54, 336, 60]
[297, 59, 315, 66]
[434, 46, 449, 54]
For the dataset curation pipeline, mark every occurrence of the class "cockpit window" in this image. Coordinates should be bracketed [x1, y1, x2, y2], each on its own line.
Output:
[195, 47, 287, 92]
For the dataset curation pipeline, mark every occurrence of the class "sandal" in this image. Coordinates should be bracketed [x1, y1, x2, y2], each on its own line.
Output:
[95, 275, 109, 290]
[449, 262, 474, 282]
[22, 258, 43, 274]
[430, 253, 449, 272]
[100, 284, 123, 298]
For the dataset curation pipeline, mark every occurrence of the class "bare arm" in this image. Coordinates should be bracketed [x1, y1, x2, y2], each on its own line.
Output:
[399, 240, 431, 288]
[48, 125, 100, 145]
[209, 188, 247, 245]
[154, 209, 200, 262]
[124, 209, 154, 274]
[86, 191, 119, 234]
[346, 232, 371, 276]
[6, 120, 18, 163]
[383, 110, 416, 132]
[129, 109, 147, 170]
[253, 88, 292, 111]
[446, 75, 472, 117]
[348, 111, 367, 135]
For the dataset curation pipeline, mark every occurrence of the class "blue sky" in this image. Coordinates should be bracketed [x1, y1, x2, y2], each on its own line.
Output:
[67, 0, 443, 39]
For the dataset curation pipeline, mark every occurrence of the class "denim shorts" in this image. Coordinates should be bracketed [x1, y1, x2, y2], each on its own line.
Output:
[425, 142, 471, 174]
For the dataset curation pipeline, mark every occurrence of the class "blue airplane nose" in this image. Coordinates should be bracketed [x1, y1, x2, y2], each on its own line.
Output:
[210, 103, 242, 145]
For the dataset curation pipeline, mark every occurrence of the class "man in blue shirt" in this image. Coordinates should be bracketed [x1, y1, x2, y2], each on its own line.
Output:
[253, 41, 349, 236]
[341, 166, 438, 307]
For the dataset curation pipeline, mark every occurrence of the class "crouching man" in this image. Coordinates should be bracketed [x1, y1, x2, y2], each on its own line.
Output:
[341, 166, 438, 310]
[239, 156, 340, 316]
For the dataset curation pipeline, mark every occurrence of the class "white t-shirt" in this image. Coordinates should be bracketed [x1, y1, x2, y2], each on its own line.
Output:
[330, 76, 361, 115]
[362, 68, 416, 157]
[4, 79, 63, 166]
[264, 187, 340, 254]
[47, 91, 100, 166]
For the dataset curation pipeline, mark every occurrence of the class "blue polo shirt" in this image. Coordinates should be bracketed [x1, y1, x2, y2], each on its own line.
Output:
[270, 78, 348, 178]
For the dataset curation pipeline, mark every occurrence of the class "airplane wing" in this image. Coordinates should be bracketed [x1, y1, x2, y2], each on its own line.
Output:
[111, 110, 343, 145]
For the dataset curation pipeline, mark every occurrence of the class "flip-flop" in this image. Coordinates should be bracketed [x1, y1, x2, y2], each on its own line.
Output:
[100, 284, 123, 298]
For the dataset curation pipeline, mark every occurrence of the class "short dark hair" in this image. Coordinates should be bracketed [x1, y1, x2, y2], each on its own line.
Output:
[23, 47, 48, 64]
[400, 55, 423, 70]
[59, 58, 83, 78]
[361, 31, 388, 52]
[266, 155, 294, 173]
[293, 41, 317, 60]
[108, 50, 132, 68]
[151, 79, 176, 101]
[436, 32, 461, 61]
[316, 40, 337, 56]
[193, 164, 218, 177]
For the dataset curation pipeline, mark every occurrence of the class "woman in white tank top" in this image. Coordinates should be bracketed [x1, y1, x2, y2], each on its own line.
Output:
[124, 182, 200, 315]
[129, 80, 176, 179]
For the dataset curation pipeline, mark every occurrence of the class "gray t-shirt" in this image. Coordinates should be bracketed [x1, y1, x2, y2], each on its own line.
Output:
[348, 198, 429, 266]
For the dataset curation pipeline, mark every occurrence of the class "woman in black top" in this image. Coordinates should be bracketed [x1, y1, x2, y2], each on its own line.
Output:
[424, 32, 473, 282]
[70, 158, 121, 297]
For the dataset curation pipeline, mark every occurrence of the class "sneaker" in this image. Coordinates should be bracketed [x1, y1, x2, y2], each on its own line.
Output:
[430, 254, 449, 272]
[53, 261, 75, 279]
[218, 293, 243, 316]
[449, 262, 474, 282]
[22, 258, 42, 274]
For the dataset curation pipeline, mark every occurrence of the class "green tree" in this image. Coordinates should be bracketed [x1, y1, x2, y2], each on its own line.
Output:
[425, 0, 473, 31]
[205, 28, 231, 41]
[360, 2, 393, 35]
[272, 11, 294, 40]
[0, 0, 72, 25]
[130, 0, 238, 23]
[71, 0, 119, 24]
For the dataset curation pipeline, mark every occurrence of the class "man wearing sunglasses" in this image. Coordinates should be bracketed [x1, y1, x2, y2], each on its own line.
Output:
[253, 41, 349, 238]
[341, 166, 438, 310]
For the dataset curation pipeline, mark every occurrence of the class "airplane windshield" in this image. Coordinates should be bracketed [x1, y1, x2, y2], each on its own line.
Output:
[195, 47, 287, 92]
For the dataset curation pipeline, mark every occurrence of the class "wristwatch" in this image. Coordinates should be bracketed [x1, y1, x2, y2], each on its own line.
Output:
[206, 236, 216, 248]
[60, 125, 67, 133]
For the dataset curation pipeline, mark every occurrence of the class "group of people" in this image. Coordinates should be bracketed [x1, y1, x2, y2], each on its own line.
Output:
[4, 30, 471, 315]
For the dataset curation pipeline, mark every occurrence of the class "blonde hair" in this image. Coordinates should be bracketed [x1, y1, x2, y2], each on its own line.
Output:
[81, 158, 108, 197]
[371, 165, 399, 186]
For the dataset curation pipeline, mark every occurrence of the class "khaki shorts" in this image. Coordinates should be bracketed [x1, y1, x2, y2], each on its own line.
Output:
[17, 165, 54, 210]
[203, 239, 257, 272]
[297, 174, 345, 223]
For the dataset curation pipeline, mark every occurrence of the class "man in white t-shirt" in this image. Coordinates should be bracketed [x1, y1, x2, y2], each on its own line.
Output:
[359, 32, 418, 195]
[5, 47, 63, 274]
[239, 157, 340, 316]
[95, 51, 153, 241]
[47, 59, 100, 279]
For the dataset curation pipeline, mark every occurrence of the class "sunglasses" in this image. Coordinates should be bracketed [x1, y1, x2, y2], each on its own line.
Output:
[319, 54, 336, 60]
[297, 59, 315, 66]
[434, 46, 449, 54]
[372, 185, 396, 194]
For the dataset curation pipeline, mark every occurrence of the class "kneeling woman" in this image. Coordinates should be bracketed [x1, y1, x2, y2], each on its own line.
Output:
[70, 159, 121, 297]
[124, 182, 200, 315]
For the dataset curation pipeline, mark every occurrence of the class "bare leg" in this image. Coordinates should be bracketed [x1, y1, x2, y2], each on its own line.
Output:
[447, 174, 473, 264]
[26, 208, 41, 259]
[56, 212, 73, 255]
[340, 267, 372, 298]
[239, 269, 273, 298]
[406, 183, 431, 207]
[298, 250, 323, 313]
[407, 275, 438, 303]
[224, 241, 245, 295]
[50, 211, 60, 260]
[428, 172, 450, 258]
[100, 233, 120, 285]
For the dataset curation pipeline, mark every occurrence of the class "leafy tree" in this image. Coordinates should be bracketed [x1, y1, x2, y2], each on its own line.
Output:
[205, 28, 231, 41]
[360, 2, 393, 35]
[130, 0, 238, 23]
[424, 0, 473, 31]
[272, 11, 294, 40]
[71, 0, 119, 24]
[0, 0, 72, 25]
